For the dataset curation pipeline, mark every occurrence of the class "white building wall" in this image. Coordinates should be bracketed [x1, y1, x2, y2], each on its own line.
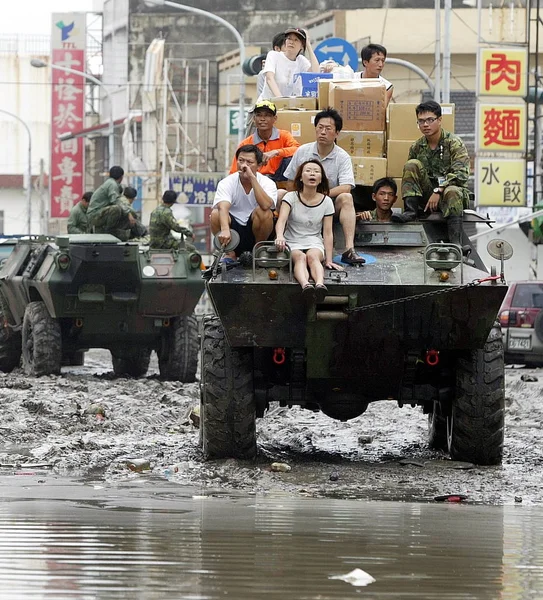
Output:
[0, 46, 51, 234]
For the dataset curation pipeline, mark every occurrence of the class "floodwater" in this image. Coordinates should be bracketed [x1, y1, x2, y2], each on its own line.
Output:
[0, 477, 542, 599]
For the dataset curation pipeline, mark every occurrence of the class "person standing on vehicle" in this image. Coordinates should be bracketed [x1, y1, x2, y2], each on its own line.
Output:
[87, 166, 136, 236]
[357, 178, 398, 222]
[231, 100, 300, 184]
[393, 100, 470, 247]
[149, 190, 194, 250]
[283, 108, 365, 265]
[357, 44, 393, 106]
[275, 159, 343, 302]
[258, 27, 319, 101]
[212, 144, 277, 256]
[67, 191, 92, 234]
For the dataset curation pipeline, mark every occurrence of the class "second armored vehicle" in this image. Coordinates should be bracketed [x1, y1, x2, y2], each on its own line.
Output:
[0, 234, 204, 380]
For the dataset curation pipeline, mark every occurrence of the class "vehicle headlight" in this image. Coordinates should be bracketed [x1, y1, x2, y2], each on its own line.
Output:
[142, 265, 156, 277]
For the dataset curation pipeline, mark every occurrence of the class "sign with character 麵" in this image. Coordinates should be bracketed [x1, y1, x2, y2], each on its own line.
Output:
[477, 103, 526, 153]
[476, 158, 526, 206]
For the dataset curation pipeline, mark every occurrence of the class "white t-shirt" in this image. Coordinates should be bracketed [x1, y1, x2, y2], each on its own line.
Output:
[282, 191, 335, 252]
[258, 50, 311, 100]
[213, 172, 277, 226]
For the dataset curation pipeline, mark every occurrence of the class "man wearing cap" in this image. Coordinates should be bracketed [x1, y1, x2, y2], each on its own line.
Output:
[230, 100, 300, 184]
[212, 144, 277, 256]
[149, 190, 194, 250]
[258, 27, 318, 100]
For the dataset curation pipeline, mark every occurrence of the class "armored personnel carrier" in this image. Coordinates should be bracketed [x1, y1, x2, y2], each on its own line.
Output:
[200, 218, 511, 465]
[0, 234, 204, 380]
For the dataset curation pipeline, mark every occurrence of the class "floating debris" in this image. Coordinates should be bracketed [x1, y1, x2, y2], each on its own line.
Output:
[329, 568, 376, 587]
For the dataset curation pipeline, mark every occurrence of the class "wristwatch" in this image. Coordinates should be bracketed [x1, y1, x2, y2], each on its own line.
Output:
[433, 187, 443, 195]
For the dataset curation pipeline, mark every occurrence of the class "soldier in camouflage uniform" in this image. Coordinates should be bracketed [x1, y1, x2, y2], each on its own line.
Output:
[149, 190, 194, 250]
[121, 186, 148, 239]
[87, 166, 136, 238]
[357, 177, 397, 222]
[393, 100, 470, 246]
[67, 191, 93, 234]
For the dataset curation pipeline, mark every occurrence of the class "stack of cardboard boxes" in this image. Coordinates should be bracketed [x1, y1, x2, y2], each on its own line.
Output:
[269, 75, 456, 212]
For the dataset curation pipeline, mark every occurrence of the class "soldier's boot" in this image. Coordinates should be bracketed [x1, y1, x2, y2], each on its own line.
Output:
[391, 196, 421, 223]
[447, 215, 463, 246]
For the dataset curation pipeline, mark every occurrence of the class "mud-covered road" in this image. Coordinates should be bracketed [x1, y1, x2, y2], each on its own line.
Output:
[1, 349, 542, 505]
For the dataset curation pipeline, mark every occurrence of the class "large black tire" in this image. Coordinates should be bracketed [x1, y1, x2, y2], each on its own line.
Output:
[158, 315, 198, 382]
[0, 322, 21, 372]
[448, 324, 505, 465]
[111, 348, 151, 378]
[22, 301, 62, 377]
[200, 316, 256, 460]
[428, 401, 449, 451]
[62, 350, 85, 367]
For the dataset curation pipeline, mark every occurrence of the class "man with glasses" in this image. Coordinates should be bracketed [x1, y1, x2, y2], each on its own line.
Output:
[393, 100, 470, 247]
[230, 100, 299, 183]
[283, 108, 365, 265]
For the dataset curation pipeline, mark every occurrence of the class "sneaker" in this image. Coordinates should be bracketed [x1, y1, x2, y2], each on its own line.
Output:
[315, 284, 328, 303]
[341, 248, 366, 265]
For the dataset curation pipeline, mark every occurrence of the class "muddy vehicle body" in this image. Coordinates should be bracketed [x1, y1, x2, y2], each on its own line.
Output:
[0, 234, 204, 380]
[200, 216, 509, 465]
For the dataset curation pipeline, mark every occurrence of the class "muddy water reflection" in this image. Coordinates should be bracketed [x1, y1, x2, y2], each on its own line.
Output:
[0, 479, 542, 599]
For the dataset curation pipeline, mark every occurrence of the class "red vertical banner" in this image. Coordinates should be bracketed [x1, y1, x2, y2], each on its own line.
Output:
[50, 14, 86, 218]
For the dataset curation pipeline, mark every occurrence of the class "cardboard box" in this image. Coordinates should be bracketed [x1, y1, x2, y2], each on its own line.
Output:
[337, 131, 385, 157]
[293, 72, 333, 98]
[318, 78, 352, 109]
[329, 80, 386, 132]
[271, 97, 317, 111]
[386, 140, 413, 177]
[387, 103, 455, 141]
[350, 157, 387, 186]
[275, 110, 319, 145]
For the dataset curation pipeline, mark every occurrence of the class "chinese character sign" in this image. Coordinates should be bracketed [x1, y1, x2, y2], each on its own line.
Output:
[479, 47, 528, 97]
[169, 173, 223, 205]
[50, 13, 86, 218]
[476, 158, 526, 206]
[477, 103, 526, 152]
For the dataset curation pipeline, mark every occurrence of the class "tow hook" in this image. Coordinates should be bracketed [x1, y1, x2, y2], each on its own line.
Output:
[273, 347, 286, 365]
[426, 349, 439, 366]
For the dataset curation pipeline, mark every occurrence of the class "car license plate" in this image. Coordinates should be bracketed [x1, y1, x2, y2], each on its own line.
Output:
[508, 337, 531, 350]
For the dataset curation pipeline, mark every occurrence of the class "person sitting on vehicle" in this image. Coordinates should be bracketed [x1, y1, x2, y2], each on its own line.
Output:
[212, 144, 277, 256]
[121, 186, 148, 239]
[87, 166, 136, 237]
[357, 43, 393, 107]
[67, 191, 93, 234]
[258, 27, 319, 101]
[230, 100, 299, 184]
[275, 159, 343, 302]
[283, 108, 365, 265]
[392, 100, 470, 247]
[357, 177, 398, 222]
[149, 190, 194, 250]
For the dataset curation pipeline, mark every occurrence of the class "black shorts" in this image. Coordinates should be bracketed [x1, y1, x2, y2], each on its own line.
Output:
[230, 214, 256, 256]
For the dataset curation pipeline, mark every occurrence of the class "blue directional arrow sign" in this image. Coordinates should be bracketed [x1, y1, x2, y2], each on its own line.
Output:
[314, 37, 359, 69]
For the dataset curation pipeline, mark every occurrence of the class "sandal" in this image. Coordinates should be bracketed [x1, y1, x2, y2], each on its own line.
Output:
[314, 283, 328, 303]
[302, 283, 315, 302]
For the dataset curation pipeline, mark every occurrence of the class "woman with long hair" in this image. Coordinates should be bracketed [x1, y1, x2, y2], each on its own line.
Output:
[275, 159, 343, 302]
